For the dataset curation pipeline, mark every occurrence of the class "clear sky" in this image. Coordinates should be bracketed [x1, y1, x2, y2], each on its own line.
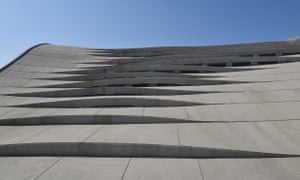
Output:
[1, 0, 300, 68]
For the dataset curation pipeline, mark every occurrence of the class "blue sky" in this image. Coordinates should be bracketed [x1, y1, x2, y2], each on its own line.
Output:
[1, 0, 300, 68]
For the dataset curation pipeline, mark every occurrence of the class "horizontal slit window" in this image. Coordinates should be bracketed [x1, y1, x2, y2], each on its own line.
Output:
[157, 83, 182, 86]
[259, 53, 276, 57]
[107, 84, 127, 87]
[232, 62, 252, 66]
[154, 70, 174, 73]
[257, 61, 278, 65]
[179, 70, 199, 73]
[132, 83, 151, 87]
[282, 52, 300, 56]
[208, 62, 226, 67]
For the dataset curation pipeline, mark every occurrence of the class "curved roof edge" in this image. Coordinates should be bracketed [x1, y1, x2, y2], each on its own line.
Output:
[288, 36, 300, 41]
[0, 43, 50, 73]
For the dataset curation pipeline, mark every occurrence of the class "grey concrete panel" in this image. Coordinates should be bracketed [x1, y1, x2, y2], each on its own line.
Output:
[238, 121, 300, 154]
[178, 123, 262, 152]
[200, 158, 300, 180]
[216, 104, 265, 122]
[123, 158, 202, 180]
[23, 125, 101, 143]
[143, 107, 187, 120]
[0, 126, 50, 144]
[178, 121, 300, 154]
[0, 157, 59, 180]
[37, 157, 129, 180]
[86, 124, 179, 145]
[186, 105, 223, 122]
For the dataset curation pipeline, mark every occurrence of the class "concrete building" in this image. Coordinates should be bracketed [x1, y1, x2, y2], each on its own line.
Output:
[0, 38, 300, 179]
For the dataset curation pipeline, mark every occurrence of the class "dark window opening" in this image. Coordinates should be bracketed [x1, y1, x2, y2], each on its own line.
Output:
[282, 52, 300, 56]
[257, 61, 278, 65]
[232, 62, 252, 67]
[154, 70, 174, 73]
[179, 70, 200, 73]
[280, 60, 295, 63]
[208, 62, 226, 67]
[132, 83, 151, 87]
[259, 53, 276, 57]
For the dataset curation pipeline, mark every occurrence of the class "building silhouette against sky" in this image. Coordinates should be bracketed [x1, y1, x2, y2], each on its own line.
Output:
[0, 38, 300, 179]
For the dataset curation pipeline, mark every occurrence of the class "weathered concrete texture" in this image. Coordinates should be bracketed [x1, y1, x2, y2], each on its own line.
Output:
[0, 38, 300, 179]
[0, 157, 299, 180]
[35, 158, 129, 180]
[200, 158, 300, 180]
[0, 157, 60, 180]
[123, 158, 202, 180]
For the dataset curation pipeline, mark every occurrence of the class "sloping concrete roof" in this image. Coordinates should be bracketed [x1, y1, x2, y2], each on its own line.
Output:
[0, 39, 300, 179]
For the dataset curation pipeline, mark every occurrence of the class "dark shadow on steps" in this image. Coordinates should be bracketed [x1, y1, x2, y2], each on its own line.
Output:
[0, 142, 299, 159]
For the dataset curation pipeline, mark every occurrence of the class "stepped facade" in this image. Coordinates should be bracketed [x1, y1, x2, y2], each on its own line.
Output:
[0, 38, 300, 179]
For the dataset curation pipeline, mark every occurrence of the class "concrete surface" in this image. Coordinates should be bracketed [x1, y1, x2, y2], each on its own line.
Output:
[0, 39, 300, 179]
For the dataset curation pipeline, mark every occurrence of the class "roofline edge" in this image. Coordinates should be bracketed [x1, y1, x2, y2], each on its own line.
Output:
[0, 43, 50, 73]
